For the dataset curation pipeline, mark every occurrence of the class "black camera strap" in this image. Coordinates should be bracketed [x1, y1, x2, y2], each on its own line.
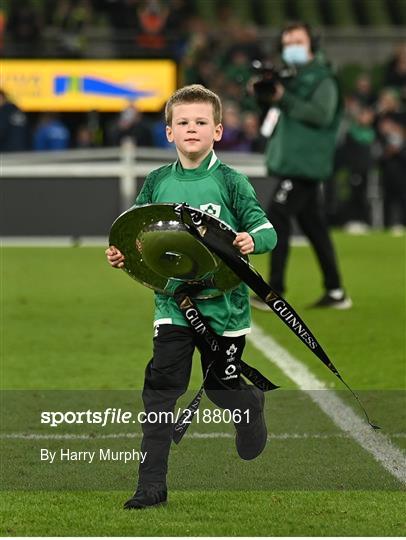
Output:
[178, 204, 379, 431]
[172, 282, 279, 444]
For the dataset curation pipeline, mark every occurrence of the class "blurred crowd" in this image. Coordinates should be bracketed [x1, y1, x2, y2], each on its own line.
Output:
[3, 0, 215, 59]
[1, 0, 406, 232]
[332, 47, 406, 232]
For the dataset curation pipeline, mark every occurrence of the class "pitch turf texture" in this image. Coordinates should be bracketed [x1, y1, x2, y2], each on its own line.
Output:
[1, 232, 405, 536]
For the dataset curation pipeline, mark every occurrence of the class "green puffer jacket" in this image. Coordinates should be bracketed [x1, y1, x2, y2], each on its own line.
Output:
[265, 56, 342, 181]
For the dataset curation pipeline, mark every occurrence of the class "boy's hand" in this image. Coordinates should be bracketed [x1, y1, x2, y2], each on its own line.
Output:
[105, 245, 125, 268]
[233, 232, 254, 255]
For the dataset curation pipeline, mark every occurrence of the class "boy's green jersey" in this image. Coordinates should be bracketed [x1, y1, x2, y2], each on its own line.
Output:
[135, 151, 277, 336]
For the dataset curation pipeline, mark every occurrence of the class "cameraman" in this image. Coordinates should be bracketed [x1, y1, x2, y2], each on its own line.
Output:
[251, 22, 352, 310]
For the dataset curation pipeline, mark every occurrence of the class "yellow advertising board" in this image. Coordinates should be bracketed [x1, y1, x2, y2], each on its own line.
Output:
[0, 60, 177, 112]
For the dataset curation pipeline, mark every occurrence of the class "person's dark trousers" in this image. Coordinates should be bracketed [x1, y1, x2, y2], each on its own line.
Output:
[381, 158, 406, 227]
[268, 176, 342, 294]
[347, 171, 371, 224]
[137, 324, 261, 488]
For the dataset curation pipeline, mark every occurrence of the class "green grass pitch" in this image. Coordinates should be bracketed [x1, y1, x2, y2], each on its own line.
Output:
[1, 232, 405, 536]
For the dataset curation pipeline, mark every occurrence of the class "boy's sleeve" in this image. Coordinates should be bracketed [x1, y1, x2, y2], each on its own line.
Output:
[132, 165, 169, 206]
[134, 174, 154, 205]
[232, 175, 277, 254]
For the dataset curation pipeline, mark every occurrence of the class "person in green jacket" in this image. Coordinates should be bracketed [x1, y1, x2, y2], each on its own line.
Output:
[251, 22, 352, 311]
[106, 85, 277, 509]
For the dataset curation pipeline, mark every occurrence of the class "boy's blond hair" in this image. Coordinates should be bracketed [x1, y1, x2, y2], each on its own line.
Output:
[165, 84, 222, 126]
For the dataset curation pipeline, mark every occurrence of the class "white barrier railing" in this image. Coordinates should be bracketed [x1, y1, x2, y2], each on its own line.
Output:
[1, 144, 267, 212]
[1, 144, 382, 227]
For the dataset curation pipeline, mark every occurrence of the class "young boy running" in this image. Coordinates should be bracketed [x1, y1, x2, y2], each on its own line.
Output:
[106, 84, 277, 509]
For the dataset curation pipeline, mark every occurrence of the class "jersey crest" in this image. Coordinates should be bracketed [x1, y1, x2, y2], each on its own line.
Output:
[200, 203, 221, 217]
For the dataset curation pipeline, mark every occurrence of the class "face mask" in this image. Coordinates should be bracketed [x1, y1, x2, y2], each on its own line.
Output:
[282, 44, 309, 65]
[387, 132, 404, 149]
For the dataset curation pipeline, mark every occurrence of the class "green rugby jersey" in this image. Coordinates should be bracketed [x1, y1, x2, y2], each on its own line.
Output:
[135, 151, 277, 336]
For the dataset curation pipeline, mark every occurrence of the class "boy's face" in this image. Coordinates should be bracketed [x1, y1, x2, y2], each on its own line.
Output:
[166, 102, 223, 159]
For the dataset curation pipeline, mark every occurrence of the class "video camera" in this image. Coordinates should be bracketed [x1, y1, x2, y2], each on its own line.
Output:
[251, 60, 296, 104]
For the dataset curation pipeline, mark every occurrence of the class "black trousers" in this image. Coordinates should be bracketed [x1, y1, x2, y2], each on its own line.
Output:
[268, 177, 342, 294]
[137, 324, 261, 487]
[347, 171, 370, 224]
[381, 160, 406, 227]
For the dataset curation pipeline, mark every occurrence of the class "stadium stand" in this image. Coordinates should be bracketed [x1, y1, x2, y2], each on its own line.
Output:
[1, 0, 405, 231]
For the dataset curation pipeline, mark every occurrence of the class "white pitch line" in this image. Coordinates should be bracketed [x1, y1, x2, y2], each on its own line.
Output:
[1, 432, 405, 441]
[248, 323, 406, 484]
[0, 236, 108, 247]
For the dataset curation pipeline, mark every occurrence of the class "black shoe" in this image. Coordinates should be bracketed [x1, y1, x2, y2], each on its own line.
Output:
[310, 291, 352, 310]
[123, 485, 167, 510]
[250, 295, 271, 312]
[235, 388, 267, 460]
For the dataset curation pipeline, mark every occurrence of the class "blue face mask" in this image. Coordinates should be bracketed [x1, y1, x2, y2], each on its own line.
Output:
[282, 44, 309, 65]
